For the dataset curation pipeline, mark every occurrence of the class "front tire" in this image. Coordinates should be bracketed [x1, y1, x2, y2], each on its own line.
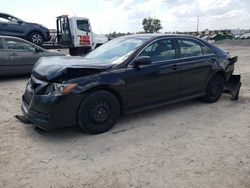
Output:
[202, 74, 224, 103]
[29, 32, 44, 45]
[78, 91, 120, 134]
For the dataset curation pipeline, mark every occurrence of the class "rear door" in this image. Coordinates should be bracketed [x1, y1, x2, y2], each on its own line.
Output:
[177, 38, 216, 97]
[4, 38, 40, 74]
[126, 38, 181, 108]
[0, 38, 10, 75]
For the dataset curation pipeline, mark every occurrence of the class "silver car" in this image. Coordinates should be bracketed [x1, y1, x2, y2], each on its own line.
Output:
[0, 36, 65, 76]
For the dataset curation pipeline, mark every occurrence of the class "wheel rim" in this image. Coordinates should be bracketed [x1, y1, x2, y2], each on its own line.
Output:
[31, 34, 43, 44]
[89, 101, 111, 124]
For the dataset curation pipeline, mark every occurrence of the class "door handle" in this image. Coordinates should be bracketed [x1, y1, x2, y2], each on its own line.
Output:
[172, 64, 180, 70]
[9, 53, 18, 57]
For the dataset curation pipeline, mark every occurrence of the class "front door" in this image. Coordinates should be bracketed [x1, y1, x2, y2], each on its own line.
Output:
[126, 38, 181, 109]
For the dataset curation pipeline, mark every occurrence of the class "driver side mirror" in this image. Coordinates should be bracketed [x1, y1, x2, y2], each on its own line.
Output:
[133, 56, 152, 68]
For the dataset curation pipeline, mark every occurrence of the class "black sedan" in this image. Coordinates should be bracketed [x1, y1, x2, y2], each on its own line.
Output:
[21, 34, 241, 134]
[0, 36, 64, 76]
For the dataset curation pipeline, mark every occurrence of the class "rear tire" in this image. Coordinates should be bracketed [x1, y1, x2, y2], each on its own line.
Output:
[202, 74, 224, 103]
[78, 91, 120, 134]
[29, 32, 44, 45]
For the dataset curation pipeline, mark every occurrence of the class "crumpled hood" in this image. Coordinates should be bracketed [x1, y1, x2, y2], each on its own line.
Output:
[33, 56, 112, 81]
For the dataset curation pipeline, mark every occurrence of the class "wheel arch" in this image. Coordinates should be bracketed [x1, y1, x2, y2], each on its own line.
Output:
[214, 71, 226, 81]
[204, 70, 226, 91]
[208, 70, 226, 83]
[26, 30, 44, 40]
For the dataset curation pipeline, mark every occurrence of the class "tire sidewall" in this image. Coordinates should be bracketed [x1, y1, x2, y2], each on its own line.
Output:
[29, 32, 44, 45]
[78, 91, 120, 134]
[204, 74, 224, 103]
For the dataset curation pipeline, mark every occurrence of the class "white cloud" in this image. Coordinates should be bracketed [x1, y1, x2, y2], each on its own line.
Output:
[0, 0, 249, 33]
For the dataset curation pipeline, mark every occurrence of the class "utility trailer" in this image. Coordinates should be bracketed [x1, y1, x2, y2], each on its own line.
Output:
[42, 15, 108, 56]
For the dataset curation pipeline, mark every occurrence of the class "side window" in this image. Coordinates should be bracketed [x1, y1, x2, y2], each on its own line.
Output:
[0, 15, 17, 23]
[202, 45, 214, 55]
[139, 39, 176, 62]
[77, 20, 90, 32]
[178, 40, 202, 58]
[0, 17, 9, 23]
[5, 39, 36, 52]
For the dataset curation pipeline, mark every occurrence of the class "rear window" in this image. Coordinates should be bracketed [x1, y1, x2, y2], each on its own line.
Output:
[202, 46, 214, 55]
[178, 40, 203, 58]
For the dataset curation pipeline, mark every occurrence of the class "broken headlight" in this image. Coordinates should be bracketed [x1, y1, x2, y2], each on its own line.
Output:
[46, 83, 77, 96]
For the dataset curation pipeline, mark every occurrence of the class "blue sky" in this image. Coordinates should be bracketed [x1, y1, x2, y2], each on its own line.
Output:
[0, 0, 250, 34]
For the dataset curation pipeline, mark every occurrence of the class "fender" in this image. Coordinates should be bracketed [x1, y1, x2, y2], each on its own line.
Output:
[205, 69, 226, 87]
[26, 30, 45, 40]
[71, 75, 128, 108]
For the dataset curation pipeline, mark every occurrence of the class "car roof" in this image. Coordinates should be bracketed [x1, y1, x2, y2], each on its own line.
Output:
[120, 33, 199, 40]
[0, 35, 26, 40]
[0, 13, 22, 21]
[0, 12, 15, 17]
[117, 34, 227, 58]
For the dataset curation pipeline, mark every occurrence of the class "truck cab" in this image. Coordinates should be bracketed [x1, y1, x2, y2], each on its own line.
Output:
[56, 15, 108, 56]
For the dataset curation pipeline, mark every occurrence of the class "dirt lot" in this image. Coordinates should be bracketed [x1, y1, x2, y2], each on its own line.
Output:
[0, 41, 250, 188]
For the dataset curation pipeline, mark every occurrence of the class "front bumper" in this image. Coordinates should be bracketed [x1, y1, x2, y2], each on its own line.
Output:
[44, 30, 51, 42]
[21, 98, 78, 130]
[22, 100, 50, 129]
[21, 78, 84, 130]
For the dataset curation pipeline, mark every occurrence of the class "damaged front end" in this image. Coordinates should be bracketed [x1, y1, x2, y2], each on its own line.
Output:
[223, 56, 241, 101]
[21, 56, 111, 130]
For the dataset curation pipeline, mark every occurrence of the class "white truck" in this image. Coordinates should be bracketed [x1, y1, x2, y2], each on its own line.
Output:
[43, 15, 108, 56]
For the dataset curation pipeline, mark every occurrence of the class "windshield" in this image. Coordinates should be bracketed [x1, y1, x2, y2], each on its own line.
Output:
[85, 37, 147, 64]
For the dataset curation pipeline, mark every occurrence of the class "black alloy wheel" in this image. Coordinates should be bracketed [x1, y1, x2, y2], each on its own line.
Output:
[78, 91, 120, 134]
[29, 32, 43, 45]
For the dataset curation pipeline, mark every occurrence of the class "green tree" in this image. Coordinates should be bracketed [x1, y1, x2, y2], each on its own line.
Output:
[142, 17, 162, 33]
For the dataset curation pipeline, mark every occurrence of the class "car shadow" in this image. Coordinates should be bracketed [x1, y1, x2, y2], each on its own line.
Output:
[35, 98, 205, 141]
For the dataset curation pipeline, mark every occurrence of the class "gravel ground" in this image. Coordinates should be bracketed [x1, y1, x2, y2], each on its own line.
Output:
[0, 41, 250, 188]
